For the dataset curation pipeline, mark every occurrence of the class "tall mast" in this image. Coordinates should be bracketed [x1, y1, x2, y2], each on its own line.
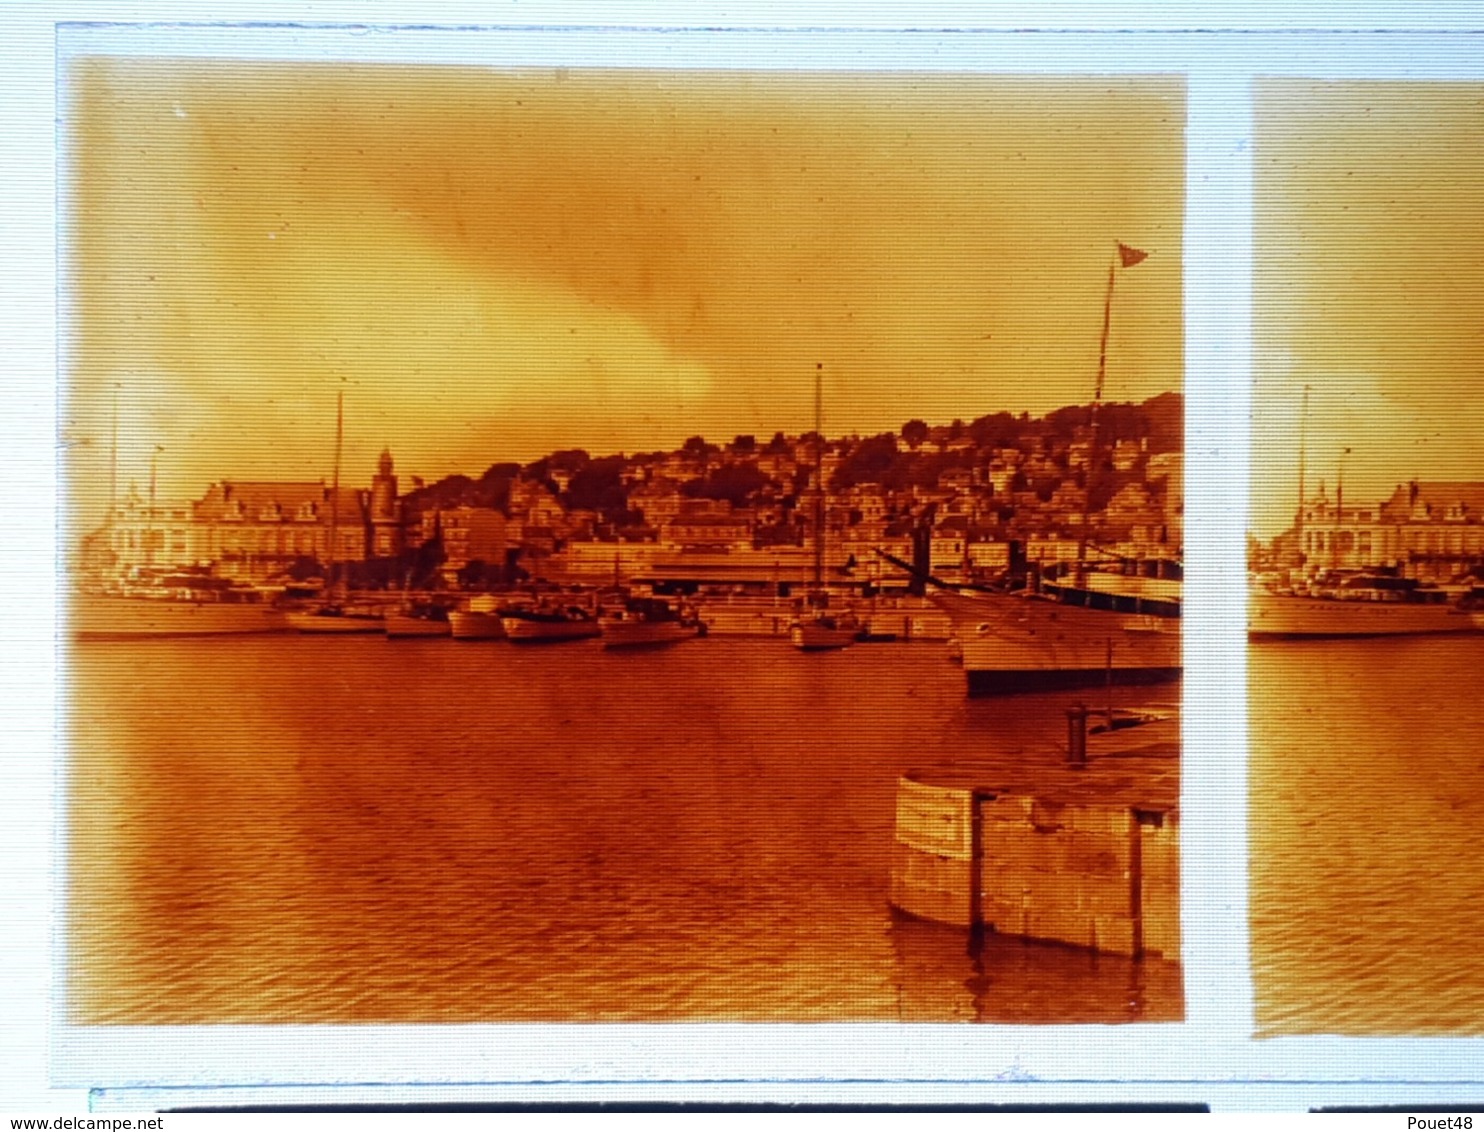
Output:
[1295, 383, 1309, 565]
[146, 444, 159, 568]
[107, 383, 119, 570]
[1076, 241, 1147, 584]
[1077, 250, 1121, 583]
[328, 386, 343, 590]
[813, 361, 824, 592]
[109, 384, 119, 519]
[1333, 446, 1349, 570]
[1093, 255, 1117, 416]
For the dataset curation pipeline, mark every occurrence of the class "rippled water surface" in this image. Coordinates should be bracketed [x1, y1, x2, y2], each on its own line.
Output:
[1250, 634, 1484, 1036]
[66, 635, 1180, 1025]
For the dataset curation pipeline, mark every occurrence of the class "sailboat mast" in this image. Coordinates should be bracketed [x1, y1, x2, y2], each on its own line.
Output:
[813, 361, 824, 591]
[1295, 383, 1309, 564]
[328, 387, 343, 588]
[1094, 256, 1117, 415]
[1333, 446, 1349, 570]
[1077, 253, 1120, 581]
[146, 444, 159, 568]
[109, 384, 119, 520]
[105, 383, 120, 572]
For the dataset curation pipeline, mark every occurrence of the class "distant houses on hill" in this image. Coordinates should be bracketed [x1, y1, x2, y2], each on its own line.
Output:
[83, 393, 1192, 589]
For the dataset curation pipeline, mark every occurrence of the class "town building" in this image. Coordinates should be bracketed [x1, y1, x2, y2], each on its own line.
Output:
[1271, 479, 1484, 581]
[368, 447, 402, 558]
[1112, 438, 1145, 473]
[192, 479, 366, 582]
[930, 514, 970, 577]
[629, 476, 687, 529]
[560, 540, 666, 580]
[89, 452, 407, 584]
[420, 506, 507, 585]
[507, 477, 567, 546]
[95, 484, 198, 574]
[661, 499, 753, 551]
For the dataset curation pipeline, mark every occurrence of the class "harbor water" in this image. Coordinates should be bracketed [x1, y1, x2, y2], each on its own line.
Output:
[1249, 632, 1484, 1036]
[65, 635, 1181, 1025]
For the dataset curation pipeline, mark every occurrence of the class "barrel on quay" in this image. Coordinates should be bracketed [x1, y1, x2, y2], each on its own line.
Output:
[889, 706, 1180, 959]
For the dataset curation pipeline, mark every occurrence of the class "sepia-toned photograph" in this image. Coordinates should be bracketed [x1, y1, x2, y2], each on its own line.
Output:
[1248, 79, 1484, 1035]
[61, 55, 1185, 1027]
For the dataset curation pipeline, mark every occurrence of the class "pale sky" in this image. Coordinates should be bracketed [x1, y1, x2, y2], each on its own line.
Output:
[62, 59, 1183, 525]
[1252, 79, 1484, 537]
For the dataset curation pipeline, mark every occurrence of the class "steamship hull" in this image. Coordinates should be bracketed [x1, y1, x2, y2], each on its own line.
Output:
[1248, 591, 1474, 637]
[500, 613, 602, 643]
[601, 619, 703, 648]
[789, 618, 859, 651]
[73, 594, 289, 639]
[930, 588, 1181, 696]
[448, 611, 506, 640]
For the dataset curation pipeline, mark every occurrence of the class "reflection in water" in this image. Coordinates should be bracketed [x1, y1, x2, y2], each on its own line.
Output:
[889, 914, 1181, 1025]
[67, 635, 1180, 1024]
[1250, 634, 1484, 1036]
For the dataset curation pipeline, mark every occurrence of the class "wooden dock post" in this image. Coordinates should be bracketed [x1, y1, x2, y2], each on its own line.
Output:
[1066, 702, 1089, 767]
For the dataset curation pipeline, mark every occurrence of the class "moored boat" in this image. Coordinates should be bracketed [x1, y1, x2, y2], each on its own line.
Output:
[500, 602, 602, 643]
[600, 596, 706, 648]
[1248, 574, 1474, 638]
[919, 242, 1179, 694]
[286, 392, 387, 635]
[1463, 586, 1484, 631]
[791, 361, 859, 653]
[448, 594, 506, 641]
[384, 600, 453, 639]
[789, 607, 862, 651]
[286, 603, 386, 634]
[73, 575, 289, 639]
[930, 575, 1181, 695]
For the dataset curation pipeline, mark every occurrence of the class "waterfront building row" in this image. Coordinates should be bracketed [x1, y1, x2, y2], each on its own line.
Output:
[1265, 480, 1484, 581]
[82, 442, 1185, 590]
[83, 450, 508, 587]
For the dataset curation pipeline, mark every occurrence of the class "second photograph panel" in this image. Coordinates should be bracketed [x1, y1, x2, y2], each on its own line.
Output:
[1249, 77, 1484, 1037]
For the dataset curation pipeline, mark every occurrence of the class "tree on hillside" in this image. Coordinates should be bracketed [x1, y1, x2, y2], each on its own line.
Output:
[969, 410, 1019, 449]
[832, 432, 898, 488]
[400, 473, 477, 519]
[471, 462, 519, 511]
[1094, 401, 1148, 444]
[685, 462, 770, 508]
[906, 450, 974, 490]
[1088, 469, 1137, 512]
[565, 456, 630, 520]
[1140, 391, 1184, 452]
[549, 448, 591, 470]
[901, 418, 929, 450]
[522, 457, 558, 494]
[1045, 404, 1091, 439]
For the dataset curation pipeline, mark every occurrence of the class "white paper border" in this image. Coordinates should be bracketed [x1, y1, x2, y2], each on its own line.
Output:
[5, 4, 1484, 1112]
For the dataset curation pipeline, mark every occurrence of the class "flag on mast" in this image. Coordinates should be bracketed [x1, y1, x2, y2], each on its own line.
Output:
[1117, 242, 1149, 268]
